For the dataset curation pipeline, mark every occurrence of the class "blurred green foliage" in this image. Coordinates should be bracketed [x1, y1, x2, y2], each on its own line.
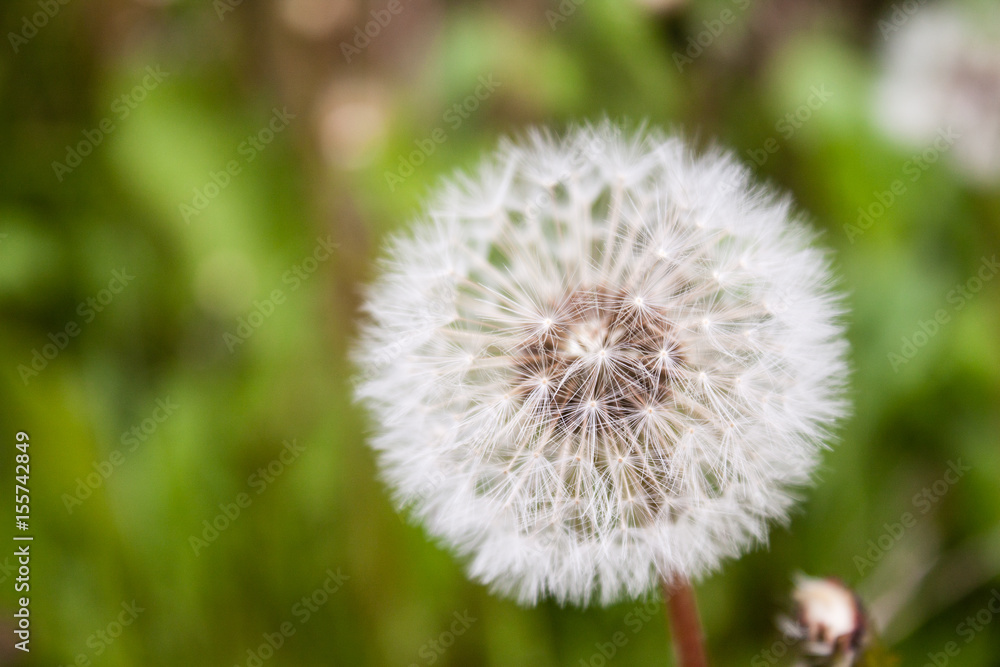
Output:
[1, 0, 999, 665]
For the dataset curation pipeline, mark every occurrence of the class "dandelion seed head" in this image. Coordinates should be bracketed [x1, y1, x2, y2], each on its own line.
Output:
[875, 6, 1000, 181]
[354, 124, 849, 606]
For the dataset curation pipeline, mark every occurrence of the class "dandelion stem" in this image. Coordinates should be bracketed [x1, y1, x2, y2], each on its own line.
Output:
[662, 575, 708, 667]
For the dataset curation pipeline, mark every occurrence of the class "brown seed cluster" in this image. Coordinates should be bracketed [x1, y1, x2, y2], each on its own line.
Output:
[511, 287, 685, 439]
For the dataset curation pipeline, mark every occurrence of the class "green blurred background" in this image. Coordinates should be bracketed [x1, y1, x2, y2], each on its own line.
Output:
[1, 0, 999, 664]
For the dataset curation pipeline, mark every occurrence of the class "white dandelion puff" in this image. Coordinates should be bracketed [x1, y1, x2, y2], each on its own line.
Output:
[353, 123, 848, 606]
[874, 5, 1000, 182]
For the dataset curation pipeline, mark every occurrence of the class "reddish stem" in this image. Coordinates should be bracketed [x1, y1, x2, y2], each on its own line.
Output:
[662, 575, 709, 667]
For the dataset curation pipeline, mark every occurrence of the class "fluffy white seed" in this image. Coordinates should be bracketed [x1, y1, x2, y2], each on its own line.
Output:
[354, 124, 848, 606]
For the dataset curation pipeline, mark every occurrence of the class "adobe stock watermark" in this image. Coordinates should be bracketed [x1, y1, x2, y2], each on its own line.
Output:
[222, 235, 338, 352]
[407, 611, 476, 667]
[368, 134, 606, 411]
[921, 588, 1000, 667]
[578, 598, 662, 667]
[843, 126, 959, 244]
[352, 281, 454, 392]
[753, 460, 969, 664]
[754, 459, 971, 664]
[7, 0, 72, 54]
[546, 0, 588, 30]
[752, 625, 798, 667]
[56, 600, 144, 667]
[232, 568, 349, 667]
[179, 106, 295, 224]
[17, 268, 135, 385]
[340, 0, 410, 63]
[888, 255, 998, 372]
[51, 66, 170, 181]
[189, 439, 305, 556]
[0, 556, 17, 585]
[214, 0, 246, 21]
[878, 0, 929, 40]
[519, 132, 606, 221]
[62, 397, 179, 514]
[383, 74, 501, 192]
[391, 469, 448, 527]
[745, 85, 835, 167]
[363, 135, 602, 387]
[853, 459, 970, 576]
[672, 0, 751, 72]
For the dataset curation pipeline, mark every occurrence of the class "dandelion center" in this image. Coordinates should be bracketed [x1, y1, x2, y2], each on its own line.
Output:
[499, 286, 689, 533]
[512, 287, 683, 439]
